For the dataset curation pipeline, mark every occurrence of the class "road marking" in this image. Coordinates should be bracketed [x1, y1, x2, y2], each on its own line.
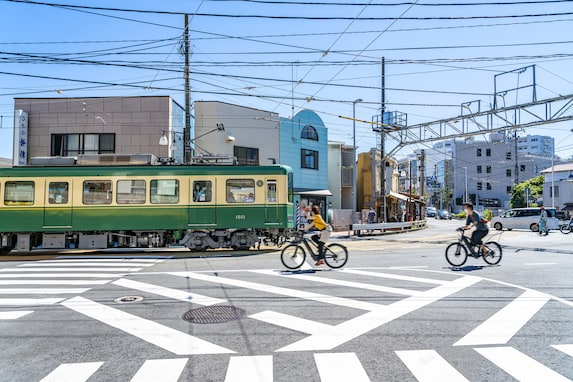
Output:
[314, 352, 371, 382]
[0, 298, 65, 306]
[169, 272, 383, 311]
[552, 344, 573, 357]
[0, 288, 91, 294]
[342, 269, 446, 285]
[277, 275, 481, 352]
[251, 270, 421, 296]
[224, 356, 272, 382]
[61, 296, 234, 355]
[475, 346, 572, 382]
[0, 273, 127, 279]
[395, 350, 469, 382]
[44, 258, 161, 263]
[0, 267, 142, 272]
[112, 278, 226, 306]
[19, 262, 155, 267]
[249, 310, 333, 335]
[130, 358, 188, 382]
[454, 289, 550, 346]
[524, 262, 557, 266]
[0, 311, 33, 319]
[0, 280, 110, 285]
[39, 361, 104, 382]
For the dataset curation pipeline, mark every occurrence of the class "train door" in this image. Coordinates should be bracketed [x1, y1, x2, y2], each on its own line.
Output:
[188, 178, 217, 226]
[265, 179, 280, 224]
[43, 180, 73, 228]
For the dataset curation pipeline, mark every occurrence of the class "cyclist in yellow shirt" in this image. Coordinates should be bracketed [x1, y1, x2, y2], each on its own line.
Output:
[305, 205, 328, 266]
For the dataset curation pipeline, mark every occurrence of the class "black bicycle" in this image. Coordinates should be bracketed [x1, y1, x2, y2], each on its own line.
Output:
[280, 231, 348, 269]
[560, 217, 573, 234]
[445, 228, 502, 267]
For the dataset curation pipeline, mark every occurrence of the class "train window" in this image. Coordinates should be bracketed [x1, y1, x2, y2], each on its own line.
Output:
[83, 181, 112, 205]
[226, 179, 255, 203]
[150, 179, 179, 204]
[267, 180, 277, 202]
[193, 181, 212, 203]
[117, 180, 146, 204]
[48, 182, 69, 204]
[288, 173, 293, 203]
[4, 181, 34, 205]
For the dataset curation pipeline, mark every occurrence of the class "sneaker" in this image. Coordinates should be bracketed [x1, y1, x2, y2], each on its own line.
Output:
[315, 259, 324, 266]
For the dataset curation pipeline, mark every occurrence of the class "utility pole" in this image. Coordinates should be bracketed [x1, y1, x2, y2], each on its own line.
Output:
[514, 130, 519, 186]
[418, 149, 425, 201]
[184, 14, 191, 163]
[380, 57, 387, 222]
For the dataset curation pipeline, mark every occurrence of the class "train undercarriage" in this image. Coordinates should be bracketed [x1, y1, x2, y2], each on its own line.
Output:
[0, 228, 290, 255]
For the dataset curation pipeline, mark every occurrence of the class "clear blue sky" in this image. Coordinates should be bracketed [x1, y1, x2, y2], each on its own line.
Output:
[1, 0, 572, 160]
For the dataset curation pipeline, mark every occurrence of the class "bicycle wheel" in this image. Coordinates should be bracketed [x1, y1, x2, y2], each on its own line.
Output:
[482, 241, 502, 265]
[323, 243, 348, 269]
[280, 244, 306, 269]
[560, 224, 572, 234]
[445, 243, 468, 267]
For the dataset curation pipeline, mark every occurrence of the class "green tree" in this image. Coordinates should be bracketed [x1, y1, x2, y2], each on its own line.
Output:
[510, 175, 544, 208]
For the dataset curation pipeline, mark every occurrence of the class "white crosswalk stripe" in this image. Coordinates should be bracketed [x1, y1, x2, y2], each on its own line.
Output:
[112, 278, 227, 306]
[225, 356, 273, 382]
[130, 358, 188, 382]
[454, 289, 551, 346]
[62, 296, 234, 355]
[0, 258, 163, 320]
[475, 346, 572, 382]
[39, 361, 104, 382]
[314, 353, 371, 382]
[396, 350, 470, 382]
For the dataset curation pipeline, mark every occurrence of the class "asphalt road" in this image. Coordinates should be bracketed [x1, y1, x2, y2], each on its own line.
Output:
[0, 220, 572, 382]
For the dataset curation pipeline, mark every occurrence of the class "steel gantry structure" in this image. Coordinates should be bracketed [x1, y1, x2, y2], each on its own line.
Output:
[374, 93, 573, 159]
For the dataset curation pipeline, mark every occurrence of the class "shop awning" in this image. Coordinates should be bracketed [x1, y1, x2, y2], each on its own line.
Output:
[294, 189, 333, 196]
[387, 191, 409, 202]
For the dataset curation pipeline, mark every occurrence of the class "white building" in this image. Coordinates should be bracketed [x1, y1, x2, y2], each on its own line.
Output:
[517, 135, 554, 157]
[540, 163, 573, 211]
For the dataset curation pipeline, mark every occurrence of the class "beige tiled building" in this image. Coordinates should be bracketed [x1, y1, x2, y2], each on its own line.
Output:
[13, 96, 185, 164]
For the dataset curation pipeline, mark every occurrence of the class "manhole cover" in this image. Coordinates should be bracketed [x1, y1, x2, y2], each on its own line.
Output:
[114, 296, 144, 304]
[182, 305, 246, 324]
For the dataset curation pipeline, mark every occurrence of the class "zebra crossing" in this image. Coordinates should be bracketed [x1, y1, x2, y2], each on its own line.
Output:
[0, 257, 164, 320]
[37, 346, 573, 382]
[2, 264, 572, 381]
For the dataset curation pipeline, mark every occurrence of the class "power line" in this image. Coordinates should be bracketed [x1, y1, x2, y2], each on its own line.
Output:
[4, 0, 573, 20]
[208, 0, 573, 6]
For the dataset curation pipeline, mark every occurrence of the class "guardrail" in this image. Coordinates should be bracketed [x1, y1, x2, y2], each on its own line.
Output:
[350, 220, 427, 236]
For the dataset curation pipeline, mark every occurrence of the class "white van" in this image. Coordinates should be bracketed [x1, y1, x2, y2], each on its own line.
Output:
[491, 207, 559, 232]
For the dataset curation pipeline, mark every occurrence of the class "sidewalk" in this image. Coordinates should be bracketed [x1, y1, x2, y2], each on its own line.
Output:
[330, 227, 573, 255]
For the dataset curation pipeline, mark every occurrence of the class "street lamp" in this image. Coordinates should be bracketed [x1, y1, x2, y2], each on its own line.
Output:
[159, 123, 233, 159]
[463, 166, 468, 203]
[352, 98, 363, 224]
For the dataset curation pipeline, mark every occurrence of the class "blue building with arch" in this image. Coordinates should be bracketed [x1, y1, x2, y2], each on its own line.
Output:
[280, 110, 330, 219]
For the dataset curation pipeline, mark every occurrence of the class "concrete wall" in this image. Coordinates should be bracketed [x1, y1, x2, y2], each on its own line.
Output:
[14, 96, 182, 162]
[328, 142, 343, 210]
[193, 101, 280, 165]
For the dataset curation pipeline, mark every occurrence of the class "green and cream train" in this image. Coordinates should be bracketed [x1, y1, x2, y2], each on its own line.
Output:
[0, 162, 294, 254]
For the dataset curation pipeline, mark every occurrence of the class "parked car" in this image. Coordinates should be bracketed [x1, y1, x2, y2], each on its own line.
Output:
[426, 206, 437, 217]
[490, 207, 559, 232]
[435, 209, 451, 220]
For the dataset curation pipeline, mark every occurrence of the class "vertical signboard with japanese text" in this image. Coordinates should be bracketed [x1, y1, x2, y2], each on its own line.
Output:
[13, 109, 28, 166]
